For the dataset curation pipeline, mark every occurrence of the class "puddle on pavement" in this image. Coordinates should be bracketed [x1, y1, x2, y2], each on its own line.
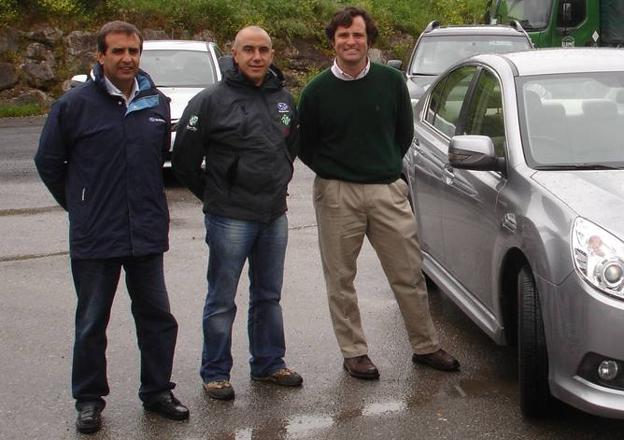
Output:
[362, 400, 407, 416]
[285, 414, 334, 436]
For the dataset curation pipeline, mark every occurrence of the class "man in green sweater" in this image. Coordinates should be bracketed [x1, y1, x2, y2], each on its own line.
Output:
[298, 6, 459, 379]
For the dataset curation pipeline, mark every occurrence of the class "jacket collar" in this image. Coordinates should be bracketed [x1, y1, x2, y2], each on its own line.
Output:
[92, 63, 157, 96]
[219, 55, 284, 91]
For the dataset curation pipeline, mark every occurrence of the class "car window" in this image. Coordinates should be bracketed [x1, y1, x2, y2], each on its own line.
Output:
[140, 49, 217, 87]
[410, 35, 531, 76]
[506, 0, 551, 30]
[426, 66, 477, 138]
[518, 72, 624, 167]
[556, 0, 586, 28]
[213, 44, 224, 59]
[464, 69, 506, 156]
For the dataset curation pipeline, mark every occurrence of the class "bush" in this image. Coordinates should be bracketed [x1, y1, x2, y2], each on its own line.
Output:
[0, 0, 18, 23]
[6, 0, 486, 42]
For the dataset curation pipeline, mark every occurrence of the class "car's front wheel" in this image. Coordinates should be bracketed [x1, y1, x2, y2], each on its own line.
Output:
[517, 265, 553, 417]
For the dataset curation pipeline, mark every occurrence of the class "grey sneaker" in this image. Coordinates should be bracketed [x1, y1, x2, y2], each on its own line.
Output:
[251, 368, 303, 387]
[203, 380, 235, 400]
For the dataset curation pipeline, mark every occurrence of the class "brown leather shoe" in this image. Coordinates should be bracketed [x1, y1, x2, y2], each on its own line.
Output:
[412, 349, 460, 371]
[343, 355, 380, 380]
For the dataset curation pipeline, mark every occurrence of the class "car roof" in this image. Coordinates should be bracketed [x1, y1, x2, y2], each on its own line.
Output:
[489, 48, 624, 75]
[423, 25, 527, 37]
[143, 40, 212, 51]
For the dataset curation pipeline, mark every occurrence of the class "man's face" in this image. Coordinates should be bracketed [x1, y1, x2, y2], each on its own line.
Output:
[97, 32, 141, 90]
[232, 29, 274, 87]
[333, 15, 369, 68]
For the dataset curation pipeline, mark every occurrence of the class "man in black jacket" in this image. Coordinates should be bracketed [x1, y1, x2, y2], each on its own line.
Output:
[172, 26, 302, 401]
[35, 21, 188, 434]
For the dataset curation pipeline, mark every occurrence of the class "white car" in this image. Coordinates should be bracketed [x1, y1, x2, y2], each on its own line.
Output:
[71, 39, 223, 167]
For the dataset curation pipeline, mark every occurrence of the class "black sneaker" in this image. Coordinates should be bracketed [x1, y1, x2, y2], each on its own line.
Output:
[143, 392, 189, 420]
[76, 402, 103, 434]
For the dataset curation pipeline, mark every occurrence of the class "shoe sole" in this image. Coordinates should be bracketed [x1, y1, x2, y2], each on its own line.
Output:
[203, 385, 235, 401]
[343, 363, 380, 380]
[76, 423, 101, 434]
[144, 406, 190, 420]
[412, 358, 460, 372]
[250, 376, 303, 387]
[206, 392, 235, 401]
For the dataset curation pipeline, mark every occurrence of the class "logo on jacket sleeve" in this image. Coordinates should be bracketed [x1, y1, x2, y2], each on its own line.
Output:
[277, 102, 291, 126]
[186, 115, 199, 131]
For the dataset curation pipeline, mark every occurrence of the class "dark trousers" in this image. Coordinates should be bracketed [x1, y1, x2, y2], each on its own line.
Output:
[70, 254, 178, 407]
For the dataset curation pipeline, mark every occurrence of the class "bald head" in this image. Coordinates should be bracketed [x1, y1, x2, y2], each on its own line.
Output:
[233, 26, 272, 50]
[232, 26, 274, 87]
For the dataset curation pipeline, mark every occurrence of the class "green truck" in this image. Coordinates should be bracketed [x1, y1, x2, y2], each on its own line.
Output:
[485, 0, 624, 47]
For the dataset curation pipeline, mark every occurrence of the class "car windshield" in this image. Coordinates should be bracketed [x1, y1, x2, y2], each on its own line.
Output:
[519, 72, 624, 169]
[506, 0, 552, 31]
[140, 49, 216, 87]
[410, 35, 531, 75]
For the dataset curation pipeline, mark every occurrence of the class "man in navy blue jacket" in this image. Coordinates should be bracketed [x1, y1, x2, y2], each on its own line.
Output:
[35, 21, 188, 434]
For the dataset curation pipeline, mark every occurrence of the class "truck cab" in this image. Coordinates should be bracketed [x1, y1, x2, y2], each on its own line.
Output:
[485, 0, 624, 47]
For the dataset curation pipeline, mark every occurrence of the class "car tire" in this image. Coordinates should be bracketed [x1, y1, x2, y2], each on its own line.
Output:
[517, 265, 552, 417]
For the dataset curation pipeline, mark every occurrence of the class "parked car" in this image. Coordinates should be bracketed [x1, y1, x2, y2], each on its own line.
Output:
[403, 48, 624, 419]
[71, 40, 222, 167]
[389, 21, 533, 108]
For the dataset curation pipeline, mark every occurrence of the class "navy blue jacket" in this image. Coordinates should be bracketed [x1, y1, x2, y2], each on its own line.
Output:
[34, 64, 171, 259]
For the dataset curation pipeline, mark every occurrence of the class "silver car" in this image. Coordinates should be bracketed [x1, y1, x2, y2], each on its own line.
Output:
[394, 21, 533, 108]
[403, 48, 624, 419]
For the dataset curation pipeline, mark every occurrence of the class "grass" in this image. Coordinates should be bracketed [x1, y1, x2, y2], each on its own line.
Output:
[0, 102, 46, 117]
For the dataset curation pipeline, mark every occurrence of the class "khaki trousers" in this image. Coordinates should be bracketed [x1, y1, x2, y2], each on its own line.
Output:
[313, 176, 440, 358]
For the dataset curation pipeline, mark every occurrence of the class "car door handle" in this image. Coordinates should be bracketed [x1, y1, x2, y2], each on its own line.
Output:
[443, 165, 455, 184]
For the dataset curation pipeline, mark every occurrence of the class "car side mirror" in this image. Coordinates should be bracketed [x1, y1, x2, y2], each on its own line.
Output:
[448, 135, 504, 171]
[70, 74, 88, 88]
[387, 59, 403, 70]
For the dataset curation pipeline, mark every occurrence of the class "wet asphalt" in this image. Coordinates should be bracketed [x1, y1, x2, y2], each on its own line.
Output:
[1, 117, 624, 439]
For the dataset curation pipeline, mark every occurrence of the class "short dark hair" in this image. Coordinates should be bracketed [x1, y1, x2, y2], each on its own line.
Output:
[325, 6, 378, 45]
[97, 21, 143, 54]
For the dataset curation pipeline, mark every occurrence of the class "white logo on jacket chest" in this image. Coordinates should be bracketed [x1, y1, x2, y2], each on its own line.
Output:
[149, 116, 166, 123]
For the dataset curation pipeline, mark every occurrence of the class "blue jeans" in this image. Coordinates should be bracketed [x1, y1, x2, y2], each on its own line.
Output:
[70, 254, 178, 406]
[201, 213, 288, 382]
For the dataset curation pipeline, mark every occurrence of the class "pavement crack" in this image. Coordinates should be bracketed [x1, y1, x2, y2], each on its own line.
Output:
[289, 223, 317, 231]
[0, 206, 63, 217]
[0, 250, 68, 262]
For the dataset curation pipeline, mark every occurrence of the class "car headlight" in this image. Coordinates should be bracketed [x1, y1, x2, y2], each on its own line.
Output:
[573, 217, 624, 299]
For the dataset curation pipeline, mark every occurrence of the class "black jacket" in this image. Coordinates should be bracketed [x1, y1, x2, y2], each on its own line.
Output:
[34, 63, 171, 259]
[172, 59, 297, 223]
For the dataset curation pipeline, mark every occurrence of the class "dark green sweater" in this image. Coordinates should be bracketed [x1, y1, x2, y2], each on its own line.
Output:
[298, 62, 414, 183]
